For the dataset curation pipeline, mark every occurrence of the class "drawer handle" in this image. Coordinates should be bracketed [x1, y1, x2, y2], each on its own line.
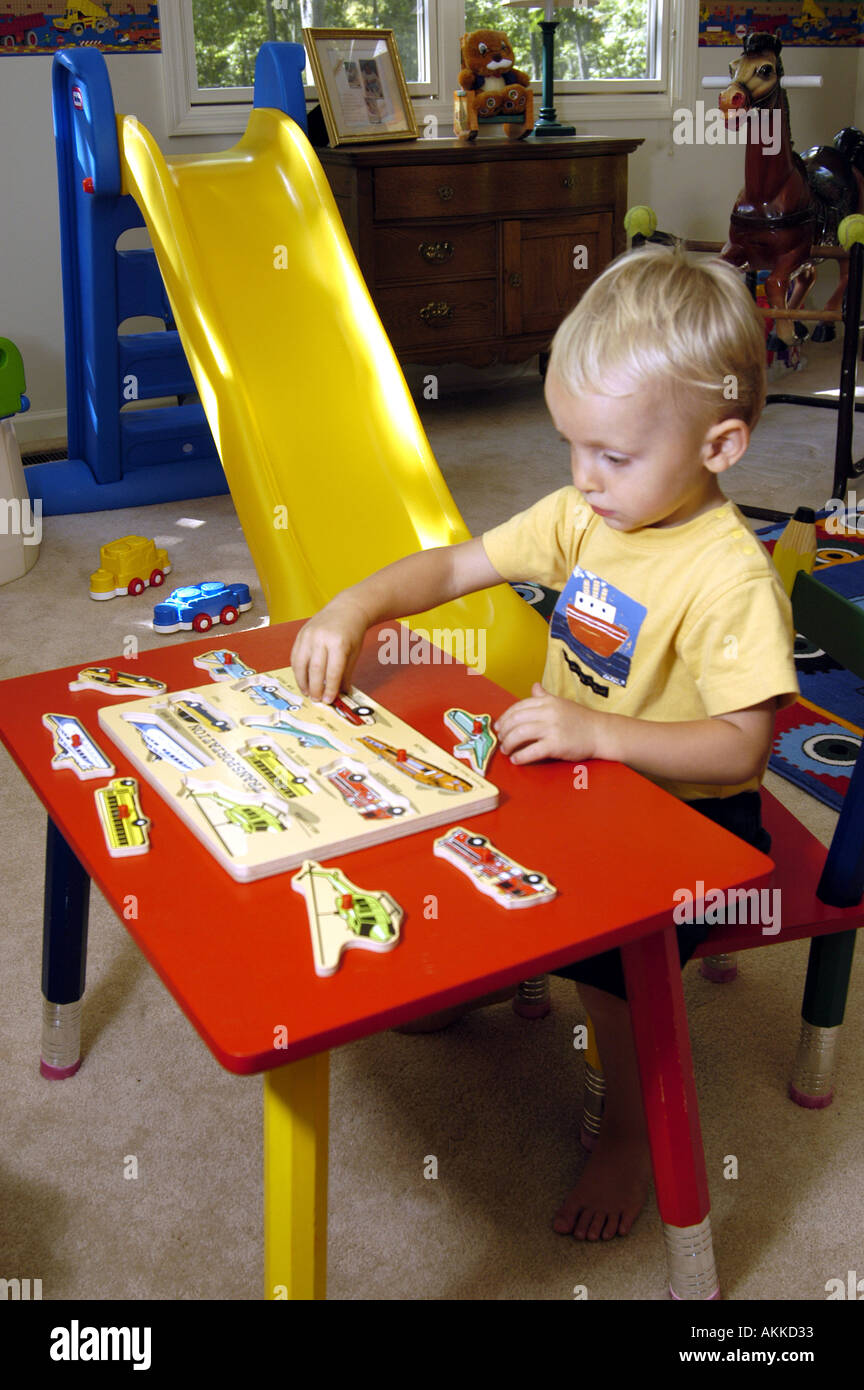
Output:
[436, 185, 455, 202]
[419, 301, 454, 325]
[561, 175, 576, 189]
[418, 240, 455, 265]
[508, 272, 522, 289]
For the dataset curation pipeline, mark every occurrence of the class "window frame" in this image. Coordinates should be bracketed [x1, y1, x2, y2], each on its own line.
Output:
[160, 1, 697, 138]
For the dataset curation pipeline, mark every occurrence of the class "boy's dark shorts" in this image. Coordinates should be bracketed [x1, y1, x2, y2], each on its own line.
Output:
[552, 790, 771, 1001]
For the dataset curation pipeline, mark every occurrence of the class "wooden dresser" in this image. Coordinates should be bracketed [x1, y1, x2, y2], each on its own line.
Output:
[316, 136, 642, 369]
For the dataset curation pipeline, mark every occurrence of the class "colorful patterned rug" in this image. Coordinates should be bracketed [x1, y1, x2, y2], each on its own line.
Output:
[512, 511, 864, 811]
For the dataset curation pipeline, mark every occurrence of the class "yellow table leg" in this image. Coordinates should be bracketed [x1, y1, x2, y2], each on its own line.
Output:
[263, 1052, 329, 1300]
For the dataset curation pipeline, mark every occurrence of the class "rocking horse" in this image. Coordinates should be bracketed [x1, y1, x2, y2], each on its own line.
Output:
[719, 30, 864, 348]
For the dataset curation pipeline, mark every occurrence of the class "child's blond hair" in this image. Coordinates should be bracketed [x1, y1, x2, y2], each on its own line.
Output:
[549, 245, 767, 428]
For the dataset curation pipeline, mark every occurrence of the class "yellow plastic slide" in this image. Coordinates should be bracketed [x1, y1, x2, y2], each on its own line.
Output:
[118, 109, 547, 696]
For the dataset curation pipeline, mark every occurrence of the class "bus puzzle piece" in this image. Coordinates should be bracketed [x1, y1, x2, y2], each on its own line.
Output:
[43, 713, 115, 780]
[291, 860, 403, 977]
[94, 777, 151, 857]
[98, 667, 498, 882]
[443, 708, 497, 776]
[433, 826, 557, 910]
[193, 650, 256, 682]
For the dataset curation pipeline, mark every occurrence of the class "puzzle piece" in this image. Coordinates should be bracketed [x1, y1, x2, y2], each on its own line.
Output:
[193, 650, 256, 682]
[291, 860, 403, 977]
[68, 667, 167, 697]
[43, 714, 115, 780]
[433, 826, 556, 910]
[94, 777, 151, 857]
[443, 707, 497, 776]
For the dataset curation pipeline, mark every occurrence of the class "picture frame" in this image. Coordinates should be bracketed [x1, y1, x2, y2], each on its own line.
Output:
[303, 28, 419, 146]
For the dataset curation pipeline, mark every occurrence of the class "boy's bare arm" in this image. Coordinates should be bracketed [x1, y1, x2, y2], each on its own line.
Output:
[496, 687, 777, 787]
[291, 538, 503, 700]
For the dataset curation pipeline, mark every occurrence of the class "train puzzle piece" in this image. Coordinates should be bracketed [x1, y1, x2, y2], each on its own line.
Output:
[291, 860, 403, 977]
[43, 713, 115, 780]
[94, 777, 151, 857]
[443, 708, 497, 776]
[68, 667, 168, 697]
[433, 826, 557, 909]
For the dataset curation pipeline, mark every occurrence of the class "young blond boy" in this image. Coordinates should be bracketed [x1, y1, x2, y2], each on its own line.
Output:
[291, 246, 798, 1244]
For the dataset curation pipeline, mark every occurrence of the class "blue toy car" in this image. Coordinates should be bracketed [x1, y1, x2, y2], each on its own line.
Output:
[153, 581, 252, 635]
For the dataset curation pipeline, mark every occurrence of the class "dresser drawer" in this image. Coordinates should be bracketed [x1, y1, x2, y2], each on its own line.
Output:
[374, 222, 496, 284]
[374, 157, 617, 221]
[375, 279, 498, 348]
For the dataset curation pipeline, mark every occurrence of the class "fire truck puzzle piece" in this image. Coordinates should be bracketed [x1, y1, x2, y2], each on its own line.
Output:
[291, 860, 403, 977]
[443, 707, 497, 776]
[68, 667, 168, 697]
[433, 826, 557, 909]
[192, 650, 256, 682]
[43, 714, 115, 780]
[94, 777, 151, 857]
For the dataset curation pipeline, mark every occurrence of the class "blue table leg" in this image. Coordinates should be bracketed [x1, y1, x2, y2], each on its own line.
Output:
[40, 818, 90, 1080]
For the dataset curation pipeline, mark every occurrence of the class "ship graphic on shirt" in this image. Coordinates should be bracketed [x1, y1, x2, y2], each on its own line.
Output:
[552, 566, 646, 689]
[566, 578, 630, 658]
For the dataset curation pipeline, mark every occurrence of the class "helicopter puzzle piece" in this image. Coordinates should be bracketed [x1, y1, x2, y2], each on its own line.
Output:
[68, 667, 168, 697]
[94, 777, 151, 857]
[192, 649, 257, 682]
[291, 859, 403, 977]
[43, 713, 115, 780]
[442, 707, 497, 776]
[433, 826, 557, 910]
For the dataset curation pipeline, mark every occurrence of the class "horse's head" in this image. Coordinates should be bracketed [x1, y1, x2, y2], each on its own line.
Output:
[720, 31, 784, 125]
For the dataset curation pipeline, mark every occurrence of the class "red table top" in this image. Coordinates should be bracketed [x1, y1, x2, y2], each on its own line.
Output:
[0, 623, 773, 1073]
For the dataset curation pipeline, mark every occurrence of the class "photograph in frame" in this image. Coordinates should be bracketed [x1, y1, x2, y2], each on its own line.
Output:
[303, 28, 419, 145]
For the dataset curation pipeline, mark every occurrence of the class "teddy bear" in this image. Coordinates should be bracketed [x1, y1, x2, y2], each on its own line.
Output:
[454, 29, 534, 141]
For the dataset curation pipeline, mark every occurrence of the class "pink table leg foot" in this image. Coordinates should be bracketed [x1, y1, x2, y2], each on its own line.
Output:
[699, 953, 738, 983]
[40, 998, 82, 1080]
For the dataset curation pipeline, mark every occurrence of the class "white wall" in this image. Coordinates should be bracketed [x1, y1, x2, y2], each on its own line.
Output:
[0, 40, 861, 443]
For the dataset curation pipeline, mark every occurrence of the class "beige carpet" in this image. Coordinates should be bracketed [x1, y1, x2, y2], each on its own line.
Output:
[1, 342, 862, 1300]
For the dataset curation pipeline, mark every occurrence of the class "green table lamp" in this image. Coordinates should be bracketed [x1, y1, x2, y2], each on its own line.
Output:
[504, 0, 596, 136]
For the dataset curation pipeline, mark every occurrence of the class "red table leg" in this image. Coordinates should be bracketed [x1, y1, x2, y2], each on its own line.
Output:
[621, 927, 719, 1300]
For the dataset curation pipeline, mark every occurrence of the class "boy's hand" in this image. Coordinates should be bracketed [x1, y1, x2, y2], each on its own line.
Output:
[291, 594, 370, 702]
[495, 683, 602, 764]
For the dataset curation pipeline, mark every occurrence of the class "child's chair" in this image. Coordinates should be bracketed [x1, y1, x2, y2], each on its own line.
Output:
[581, 564, 864, 1143]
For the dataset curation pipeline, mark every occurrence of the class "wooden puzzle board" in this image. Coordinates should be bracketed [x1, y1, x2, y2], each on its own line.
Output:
[98, 668, 498, 882]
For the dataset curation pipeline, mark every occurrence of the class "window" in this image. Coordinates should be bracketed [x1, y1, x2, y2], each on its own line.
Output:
[160, 1, 696, 137]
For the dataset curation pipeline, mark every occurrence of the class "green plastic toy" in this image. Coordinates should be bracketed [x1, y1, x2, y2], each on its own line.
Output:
[0, 338, 28, 421]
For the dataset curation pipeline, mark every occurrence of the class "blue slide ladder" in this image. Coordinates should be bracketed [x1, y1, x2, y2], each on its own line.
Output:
[27, 43, 307, 516]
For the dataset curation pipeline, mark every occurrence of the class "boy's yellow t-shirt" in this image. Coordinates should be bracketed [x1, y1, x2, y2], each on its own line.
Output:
[482, 486, 799, 802]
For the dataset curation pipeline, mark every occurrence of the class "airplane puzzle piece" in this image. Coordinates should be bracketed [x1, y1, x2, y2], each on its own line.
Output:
[291, 860, 403, 977]
[94, 777, 151, 857]
[443, 707, 497, 776]
[68, 667, 167, 697]
[43, 713, 115, 780]
[240, 713, 350, 752]
[193, 649, 256, 682]
[433, 826, 557, 910]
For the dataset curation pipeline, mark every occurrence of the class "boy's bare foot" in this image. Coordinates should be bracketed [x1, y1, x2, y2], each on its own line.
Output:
[553, 1128, 652, 1240]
